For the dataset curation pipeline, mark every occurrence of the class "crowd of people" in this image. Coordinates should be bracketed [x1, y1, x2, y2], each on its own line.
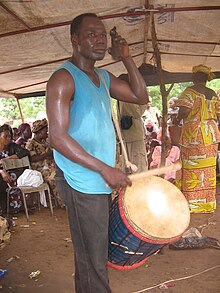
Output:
[120, 92, 181, 180]
[121, 64, 220, 216]
[0, 12, 219, 293]
[0, 118, 64, 216]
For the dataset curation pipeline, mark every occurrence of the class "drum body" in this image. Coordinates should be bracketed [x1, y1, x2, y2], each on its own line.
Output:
[108, 176, 190, 270]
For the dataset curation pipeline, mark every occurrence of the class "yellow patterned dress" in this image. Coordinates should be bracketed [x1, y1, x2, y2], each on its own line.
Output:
[175, 88, 220, 213]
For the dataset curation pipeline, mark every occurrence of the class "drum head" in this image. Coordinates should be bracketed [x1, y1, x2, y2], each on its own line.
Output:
[122, 176, 190, 240]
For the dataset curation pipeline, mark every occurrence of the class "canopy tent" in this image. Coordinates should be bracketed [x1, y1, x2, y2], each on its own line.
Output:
[1, 0, 220, 99]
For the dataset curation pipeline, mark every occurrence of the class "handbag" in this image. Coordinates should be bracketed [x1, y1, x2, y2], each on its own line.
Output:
[120, 115, 133, 130]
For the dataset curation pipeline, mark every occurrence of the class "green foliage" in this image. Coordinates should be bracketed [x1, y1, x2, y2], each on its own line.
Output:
[208, 79, 220, 92]
[0, 78, 219, 125]
[147, 82, 192, 112]
[0, 96, 46, 126]
[19, 97, 46, 118]
[0, 98, 20, 120]
[147, 79, 220, 112]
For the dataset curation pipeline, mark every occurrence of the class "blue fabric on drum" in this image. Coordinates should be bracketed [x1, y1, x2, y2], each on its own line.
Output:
[108, 196, 164, 268]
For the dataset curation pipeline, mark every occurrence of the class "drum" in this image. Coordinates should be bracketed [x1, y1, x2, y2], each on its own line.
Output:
[108, 176, 190, 270]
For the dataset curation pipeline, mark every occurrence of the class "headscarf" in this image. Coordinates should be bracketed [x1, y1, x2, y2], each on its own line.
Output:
[32, 118, 48, 133]
[17, 123, 30, 135]
[145, 119, 153, 127]
[192, 64, 215, 81]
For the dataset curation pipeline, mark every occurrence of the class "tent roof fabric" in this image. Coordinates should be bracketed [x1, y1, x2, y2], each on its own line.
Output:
[1, 0, 220, 98]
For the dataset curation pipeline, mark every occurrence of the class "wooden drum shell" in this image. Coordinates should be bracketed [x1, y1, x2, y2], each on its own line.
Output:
[108, 176, 190, 270]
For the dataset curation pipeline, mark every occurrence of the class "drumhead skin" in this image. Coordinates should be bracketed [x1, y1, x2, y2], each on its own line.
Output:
[122, 176, 190, 240]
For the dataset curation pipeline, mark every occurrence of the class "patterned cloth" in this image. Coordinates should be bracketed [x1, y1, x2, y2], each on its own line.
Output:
[32, 118, 47, 133]
[175, 88, 220, 213]
[25, 139, 64, 207]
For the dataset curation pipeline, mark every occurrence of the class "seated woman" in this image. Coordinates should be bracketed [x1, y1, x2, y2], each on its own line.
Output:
[147, 139, 160, 168]
[25, 119, 64, 208]
[0, 124, 30, 215]
[16, 123, 32, 148]
[150, 136, 180, 183]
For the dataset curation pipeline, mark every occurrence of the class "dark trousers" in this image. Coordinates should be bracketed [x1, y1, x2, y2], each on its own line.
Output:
[0, 177, 8, 214]
[56, 167, 112, 293]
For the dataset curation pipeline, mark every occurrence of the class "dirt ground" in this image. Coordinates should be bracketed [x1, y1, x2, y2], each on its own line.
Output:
[1, 183, 220, 293]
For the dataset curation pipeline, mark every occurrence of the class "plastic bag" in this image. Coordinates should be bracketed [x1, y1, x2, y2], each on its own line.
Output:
[169, 227, 220, 250]
[169, 236, 220, 250]
[0, 269, 8, 279]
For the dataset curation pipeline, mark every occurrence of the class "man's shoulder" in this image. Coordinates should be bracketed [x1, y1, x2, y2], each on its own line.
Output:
[49, 61, 77, 84]
[55, 61, 76, 74]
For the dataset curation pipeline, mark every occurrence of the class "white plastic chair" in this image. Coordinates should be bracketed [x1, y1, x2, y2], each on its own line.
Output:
[2, 156, 54, 221]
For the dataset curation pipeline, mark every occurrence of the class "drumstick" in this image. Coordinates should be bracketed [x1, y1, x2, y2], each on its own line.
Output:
[128, 162, 182, 182]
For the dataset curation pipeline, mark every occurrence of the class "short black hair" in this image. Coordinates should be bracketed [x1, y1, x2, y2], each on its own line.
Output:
[70, 13, 98, 35]
[0, 124, 13, 137]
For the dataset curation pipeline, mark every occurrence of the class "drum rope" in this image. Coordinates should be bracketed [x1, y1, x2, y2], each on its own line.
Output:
[132, 264, 220, 292]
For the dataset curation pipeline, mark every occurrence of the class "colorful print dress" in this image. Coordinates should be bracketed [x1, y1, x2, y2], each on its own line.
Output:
[175, 88, 220, 213]
[25, 139, 64, 207]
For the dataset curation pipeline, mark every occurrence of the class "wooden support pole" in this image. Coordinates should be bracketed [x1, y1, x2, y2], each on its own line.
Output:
[142, 0, 151, 64]
[150, 12, 168, 168]
[15, 96, 24, 123]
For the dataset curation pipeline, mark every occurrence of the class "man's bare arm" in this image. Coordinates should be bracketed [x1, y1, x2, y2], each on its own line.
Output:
[108, 32, 148, 105]
[46, 69, 131, 188]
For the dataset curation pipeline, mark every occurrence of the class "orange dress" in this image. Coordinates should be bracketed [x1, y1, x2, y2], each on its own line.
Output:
[175, 88, 220, 213]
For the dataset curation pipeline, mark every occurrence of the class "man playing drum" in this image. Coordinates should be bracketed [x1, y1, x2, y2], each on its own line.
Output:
[46, 13, 149, 293]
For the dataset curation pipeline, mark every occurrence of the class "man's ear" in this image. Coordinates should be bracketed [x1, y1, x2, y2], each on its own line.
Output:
[71, 33, 78, 47]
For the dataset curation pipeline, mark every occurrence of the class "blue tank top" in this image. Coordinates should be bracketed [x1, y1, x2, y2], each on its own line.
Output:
[53, 61, 116, 194]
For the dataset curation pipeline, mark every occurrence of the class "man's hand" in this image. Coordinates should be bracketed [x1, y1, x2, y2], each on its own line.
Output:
[108, 27, 130, 61]
[100, 165, 132, 189]
[114, 35, 130, 60]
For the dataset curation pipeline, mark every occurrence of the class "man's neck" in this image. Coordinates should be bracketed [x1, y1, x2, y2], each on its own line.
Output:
[70, 56, 95, 74]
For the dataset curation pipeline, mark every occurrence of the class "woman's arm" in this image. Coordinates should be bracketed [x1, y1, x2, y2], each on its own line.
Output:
[0, 169, 13, 184]
[8, 142, 30, 159]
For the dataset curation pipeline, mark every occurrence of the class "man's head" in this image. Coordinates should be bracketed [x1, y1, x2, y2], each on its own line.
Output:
[70, 13, 98, 36]
[70, 13, 107, 61]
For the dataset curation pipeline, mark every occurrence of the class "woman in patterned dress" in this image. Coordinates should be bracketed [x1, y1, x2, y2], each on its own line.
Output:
[25, 119, 64, 207]
[175, 65, 220, 213]
[16, 123, 32, 148]
[0, 124, 29, 214]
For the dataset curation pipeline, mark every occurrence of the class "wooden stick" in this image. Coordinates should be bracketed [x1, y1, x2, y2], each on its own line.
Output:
[128, 162, 182, 182]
